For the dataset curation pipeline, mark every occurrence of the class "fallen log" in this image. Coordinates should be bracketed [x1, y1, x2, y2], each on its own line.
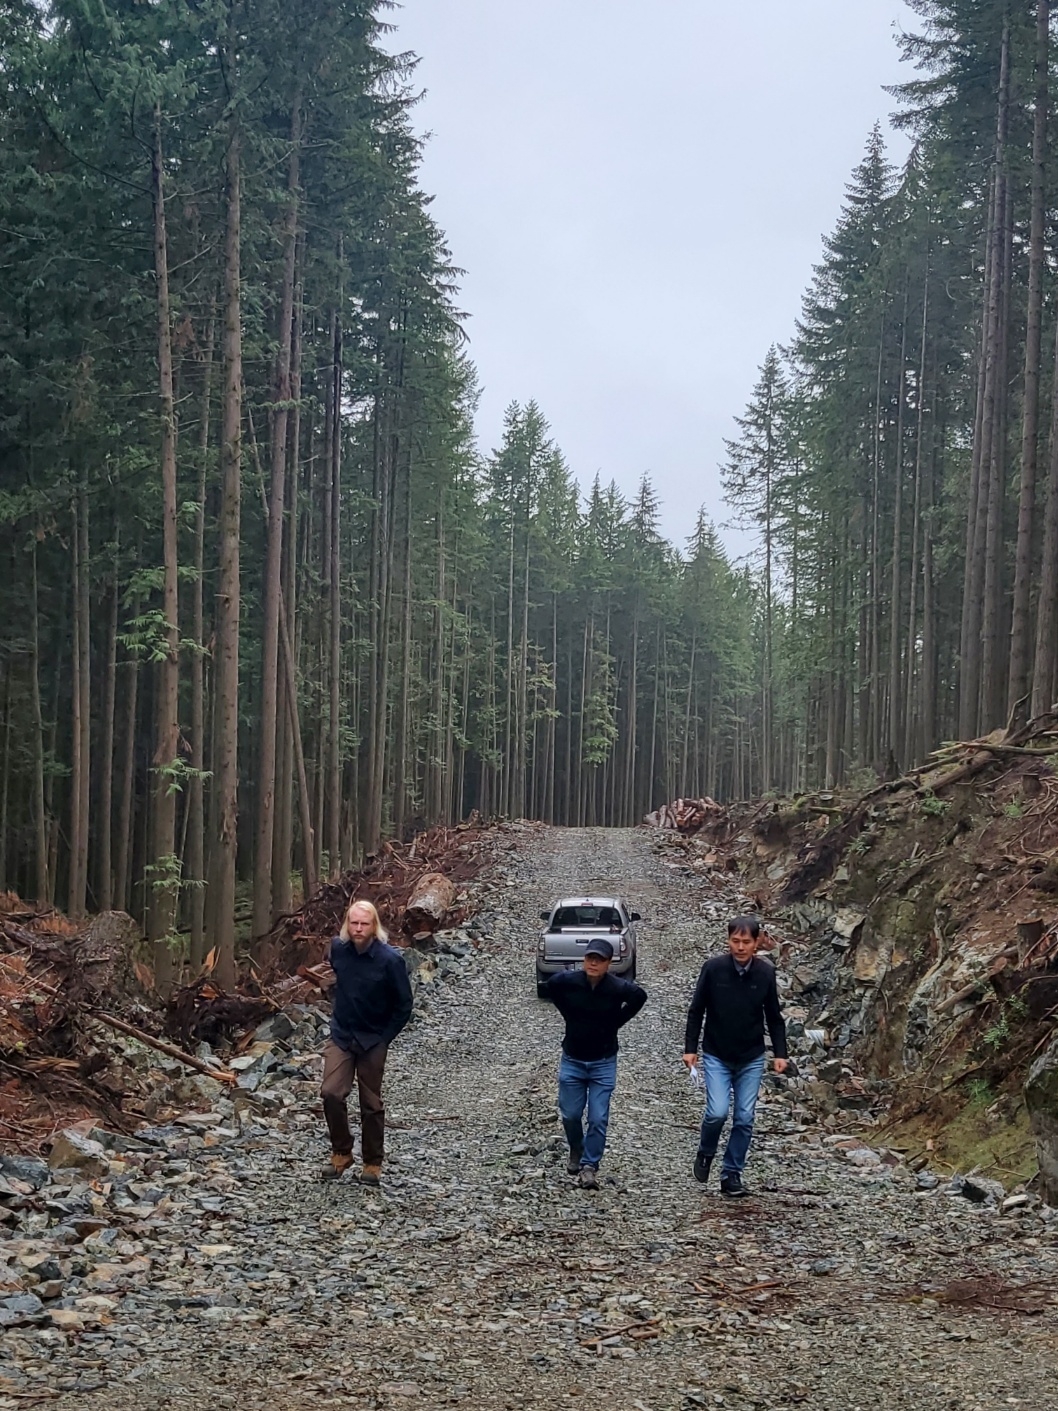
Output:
[404, 872, 456, 932]
[89, 1011, 237, 1085]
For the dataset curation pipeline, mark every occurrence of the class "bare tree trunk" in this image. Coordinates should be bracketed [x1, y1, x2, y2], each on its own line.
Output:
[188, 303, 215, 971]
[273, 272, 302, 913]
[114, 609, 139, 916]
[207, 114, 242, 990]
[904, 260, 930, 766]
[30, 549, 49, 904]
[68, 489, 90, 918]
[253, 101, 301, 937]
[979, 177, 1012, 730]
[888, 286, 909, 765]
[327, 295, 342, 874]
[1032, 320, 1058, 714]
[962, 22, 1009, 736]
[1009, 0, 1049, 712]
[148, 108, 181, 988]
[279, 596, 316, 900]
[98, 562, 118, 911]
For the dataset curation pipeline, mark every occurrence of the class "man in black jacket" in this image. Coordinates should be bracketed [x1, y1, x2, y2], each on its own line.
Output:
[544, 939, 647, 1190]
[319, 899, 414, 1185]
[683, 916, 787, 1198]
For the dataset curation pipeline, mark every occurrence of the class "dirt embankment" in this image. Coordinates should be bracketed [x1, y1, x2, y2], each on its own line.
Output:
[649, 720, 1058, 1186]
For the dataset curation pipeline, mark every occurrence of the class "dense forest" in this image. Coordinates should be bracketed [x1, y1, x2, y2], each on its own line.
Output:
[0, 1, 1054, 979]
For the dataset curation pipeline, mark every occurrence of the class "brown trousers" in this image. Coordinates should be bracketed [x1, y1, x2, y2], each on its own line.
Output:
[320, 1039, 388, 1165]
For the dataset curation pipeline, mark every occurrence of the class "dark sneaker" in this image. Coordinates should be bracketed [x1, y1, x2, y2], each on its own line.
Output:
[566, 1149, 583, 1176]
[720, 1172, 748, 1198]
[693, 1153, 712, 1185]
[578, 1165, 600, 1191]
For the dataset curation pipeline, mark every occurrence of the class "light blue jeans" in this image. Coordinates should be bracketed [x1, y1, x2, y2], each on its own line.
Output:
[558, 1054, 617, 1169]
[697, 1053, 766, 1177]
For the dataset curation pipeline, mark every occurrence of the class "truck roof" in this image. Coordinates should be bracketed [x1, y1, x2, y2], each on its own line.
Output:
[550, 896, 622, 910]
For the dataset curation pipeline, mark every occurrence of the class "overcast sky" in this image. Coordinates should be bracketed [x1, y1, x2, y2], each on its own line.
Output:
[390, 0, 915, 553]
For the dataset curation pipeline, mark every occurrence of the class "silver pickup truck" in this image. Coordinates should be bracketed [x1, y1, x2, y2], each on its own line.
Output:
[535, 895, 641, 998]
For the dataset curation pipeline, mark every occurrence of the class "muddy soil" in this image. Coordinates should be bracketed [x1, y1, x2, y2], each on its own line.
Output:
[6, 827, 1057, 1411]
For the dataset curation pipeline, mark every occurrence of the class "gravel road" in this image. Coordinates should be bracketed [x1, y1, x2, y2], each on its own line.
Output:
[5, 825, 1058, 1411]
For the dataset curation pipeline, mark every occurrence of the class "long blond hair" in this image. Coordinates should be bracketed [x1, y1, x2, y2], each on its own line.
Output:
[339, 898, 388, 943]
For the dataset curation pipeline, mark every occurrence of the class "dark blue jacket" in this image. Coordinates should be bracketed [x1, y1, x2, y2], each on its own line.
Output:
[328, 936, 414, 1052]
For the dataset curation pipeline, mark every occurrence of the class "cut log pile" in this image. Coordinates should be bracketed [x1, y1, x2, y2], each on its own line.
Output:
[643, 797, 725, 835]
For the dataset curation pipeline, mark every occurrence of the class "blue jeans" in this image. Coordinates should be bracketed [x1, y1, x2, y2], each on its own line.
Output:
[697, 1053, 766, 1177]
[558, 1054, 617, 1169]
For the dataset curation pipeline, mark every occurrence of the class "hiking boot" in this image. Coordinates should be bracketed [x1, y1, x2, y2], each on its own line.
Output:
[720, 1172, 748, 1198]
[693, 1152, 712, 1185]
[359, 1164, 382, 1187]
[321, 1153, 354, 1182]
[566, 1147, 583, 1176]
[578, 1165, 600, 1191]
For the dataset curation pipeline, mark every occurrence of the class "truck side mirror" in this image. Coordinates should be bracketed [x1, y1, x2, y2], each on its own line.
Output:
[630, 912, 641, 922]
[540, 911, 550, 922]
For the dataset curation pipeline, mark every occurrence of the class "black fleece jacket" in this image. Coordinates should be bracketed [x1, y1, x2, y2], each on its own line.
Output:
[683, 954, 787, 1066]
[545, 969, 647, 1061]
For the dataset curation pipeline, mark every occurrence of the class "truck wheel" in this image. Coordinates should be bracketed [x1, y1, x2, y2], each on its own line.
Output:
[628, 956, 637, 981]
[536, 974, 551, 1000]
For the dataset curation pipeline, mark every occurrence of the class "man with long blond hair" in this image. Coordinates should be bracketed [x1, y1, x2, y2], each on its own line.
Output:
[320, 898, 413, 1184]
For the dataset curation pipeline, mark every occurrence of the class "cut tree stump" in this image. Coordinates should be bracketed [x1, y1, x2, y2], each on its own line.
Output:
[404, 873, 455, 932]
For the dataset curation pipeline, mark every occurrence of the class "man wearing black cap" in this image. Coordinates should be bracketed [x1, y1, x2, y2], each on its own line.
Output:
[542, 938, 647, 1189]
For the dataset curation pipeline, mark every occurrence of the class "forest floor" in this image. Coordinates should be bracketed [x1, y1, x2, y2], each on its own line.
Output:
[3, 825, 1058, 1410]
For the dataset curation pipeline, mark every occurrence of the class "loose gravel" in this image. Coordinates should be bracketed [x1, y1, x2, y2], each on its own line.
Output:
[2, 825, 1057, 1411]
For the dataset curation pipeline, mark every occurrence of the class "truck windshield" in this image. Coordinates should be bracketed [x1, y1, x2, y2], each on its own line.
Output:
[551, 905, 621, 930]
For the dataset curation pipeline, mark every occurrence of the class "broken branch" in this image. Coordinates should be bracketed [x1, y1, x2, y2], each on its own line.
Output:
[89, 1010, 237, 1084]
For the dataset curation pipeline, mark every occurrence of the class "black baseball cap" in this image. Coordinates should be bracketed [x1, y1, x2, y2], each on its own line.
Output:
[584, 938, 614, 960]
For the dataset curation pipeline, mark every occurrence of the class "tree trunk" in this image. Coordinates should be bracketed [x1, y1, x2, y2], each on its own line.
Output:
[273, 269, 302, 915]
[30, 548, 49, 905]
[68, 488, 90, 918]
[327, 295, 342, 874]
[979, 175, 1012, 730]
[962, 21, 1009, 737]
[1032, 321, 1058, 713]
[207, 115, 242, 991]
[1009, 0, 1049, 712]
[188, 302, 215, 971]
[148, 107, 181, 989]
[252, 100, 301, 938]
[98, 563, 118, 911]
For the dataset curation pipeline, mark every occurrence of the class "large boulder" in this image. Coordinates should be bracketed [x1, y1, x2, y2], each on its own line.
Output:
[1025, 1033, 1058, 1203]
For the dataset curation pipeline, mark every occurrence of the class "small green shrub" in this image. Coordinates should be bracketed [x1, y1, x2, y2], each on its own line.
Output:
[919, 791, 950, 818]
[967, 1077, 993, 1107]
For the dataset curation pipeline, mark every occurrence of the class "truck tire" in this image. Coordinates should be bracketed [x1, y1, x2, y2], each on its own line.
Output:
[628, 956, 637, 981]
[536, 973, 551, 1000]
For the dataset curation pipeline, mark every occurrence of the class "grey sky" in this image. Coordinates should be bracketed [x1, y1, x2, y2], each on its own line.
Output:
[391, 0, 915, 552]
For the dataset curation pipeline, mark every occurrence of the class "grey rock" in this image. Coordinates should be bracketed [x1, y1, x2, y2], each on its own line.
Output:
[48, 1129, 109, 1177]
[958, 1174, 1006, 1204]
[0, 1155, 51, 1189]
